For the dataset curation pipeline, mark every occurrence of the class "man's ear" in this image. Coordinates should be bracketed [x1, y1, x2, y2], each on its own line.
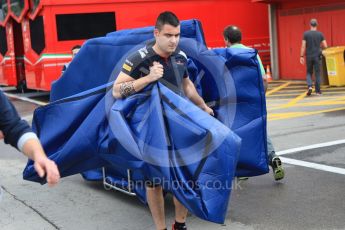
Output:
[224, 38, 230, 47]
[154, 28, 159, 38]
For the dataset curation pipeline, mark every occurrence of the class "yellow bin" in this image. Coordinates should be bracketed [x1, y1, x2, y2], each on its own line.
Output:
[323, 46, 345, 86]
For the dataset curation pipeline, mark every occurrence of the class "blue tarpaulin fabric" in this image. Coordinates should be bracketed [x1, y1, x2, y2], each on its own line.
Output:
[81, 46, 269, 180]
[189, 48, 269, 176]
[24, 82, 241, 223]
[52, 19, 209, 181]
[23, 19, 268, 223]
[106, 83, 240, 223]
[24, 84, 112, 180]
[218, 47, 268, 176]
[50, 20, 206, 101]
[50, 19, 268, 177]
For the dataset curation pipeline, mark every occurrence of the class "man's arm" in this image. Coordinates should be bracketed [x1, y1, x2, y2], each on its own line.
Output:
[321, 40, 328, 57]
[321, 40, 328, 49]
[1, 131, 60, 186]
[256, 54, 268, 92]
[182, 78, 214, 115]
[300, 40, 306, 65]
[0, 92, 60, 186]
[112, 61, 163, 99]
[22, 138, 60, 186]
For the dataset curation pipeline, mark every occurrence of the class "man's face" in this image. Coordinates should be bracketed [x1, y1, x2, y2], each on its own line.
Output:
[72, 48, 80, 58]
[154, 24, 180, 54]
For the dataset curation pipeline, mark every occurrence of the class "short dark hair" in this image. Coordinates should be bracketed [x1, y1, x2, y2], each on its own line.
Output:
[310, 18, 318, 27]
[155, 11, 180, 31]
[71, 45, 81, 51]
[223, 25, 242, 44]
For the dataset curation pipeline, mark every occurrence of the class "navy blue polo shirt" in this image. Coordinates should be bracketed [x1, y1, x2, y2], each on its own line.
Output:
[121, 42, 188, 93]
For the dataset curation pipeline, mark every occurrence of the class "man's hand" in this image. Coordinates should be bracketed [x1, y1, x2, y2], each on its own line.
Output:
[183, 78, 214, 116]
[148, 61, 164, 82]
[300, 40, 306, 65]
[34, 156, 60, 187]
[113, 62, 163, 99]
[0, 131, 3, 140]
[300, 57, 305, 65]
[202, 105, 214, 116]
[22, 138, 60, 186]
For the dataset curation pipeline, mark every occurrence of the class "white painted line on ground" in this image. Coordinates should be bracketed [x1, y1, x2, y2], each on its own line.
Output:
[17, 92, 50, 98]
[0, 86, 16, 92]
[4, 92, 48, 106]
[276, 139, 345, 156]
[280, 157, 345, 175]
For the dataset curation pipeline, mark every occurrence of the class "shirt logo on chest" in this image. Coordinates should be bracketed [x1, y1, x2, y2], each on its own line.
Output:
[175, 59, 185, 65]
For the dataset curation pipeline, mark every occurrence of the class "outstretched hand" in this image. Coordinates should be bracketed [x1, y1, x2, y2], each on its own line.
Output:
[22, 138, 60, 186]
[34, 156, 60, 187]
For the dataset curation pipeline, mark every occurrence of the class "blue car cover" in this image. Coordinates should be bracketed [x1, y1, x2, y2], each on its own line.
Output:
[51, 19, 268, 177]
[188, 47, 268, 176]
[24, 82, 241, 224]
[51, 19, 209, 181]
[23, 20, 268, 223]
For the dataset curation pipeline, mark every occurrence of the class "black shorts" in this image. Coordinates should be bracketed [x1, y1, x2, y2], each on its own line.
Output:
[145, 177, 162, 188]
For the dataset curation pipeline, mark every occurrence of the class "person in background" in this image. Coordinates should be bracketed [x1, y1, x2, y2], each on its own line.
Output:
[300, 18, 328, 96]
[223, 25, 285, 181]
[62, 45, 81, 74]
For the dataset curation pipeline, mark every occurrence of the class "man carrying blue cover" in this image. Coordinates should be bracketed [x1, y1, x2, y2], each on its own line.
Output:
[113, 11, 213, 230]
[223, 25, 285, 181]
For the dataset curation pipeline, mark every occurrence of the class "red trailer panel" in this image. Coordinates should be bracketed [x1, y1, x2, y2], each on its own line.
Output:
[3, 0, 270, 91]
[28, 0, 41, 20]
[9, 0, 29, 23]
[24, 0, 270, 91]
[0, 0, 10, 26]
[0, 20, 17, 86]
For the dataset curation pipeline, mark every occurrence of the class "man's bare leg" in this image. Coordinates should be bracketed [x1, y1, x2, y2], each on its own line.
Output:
[173, 196, 188, 223]
[147, 185, 166, 230]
